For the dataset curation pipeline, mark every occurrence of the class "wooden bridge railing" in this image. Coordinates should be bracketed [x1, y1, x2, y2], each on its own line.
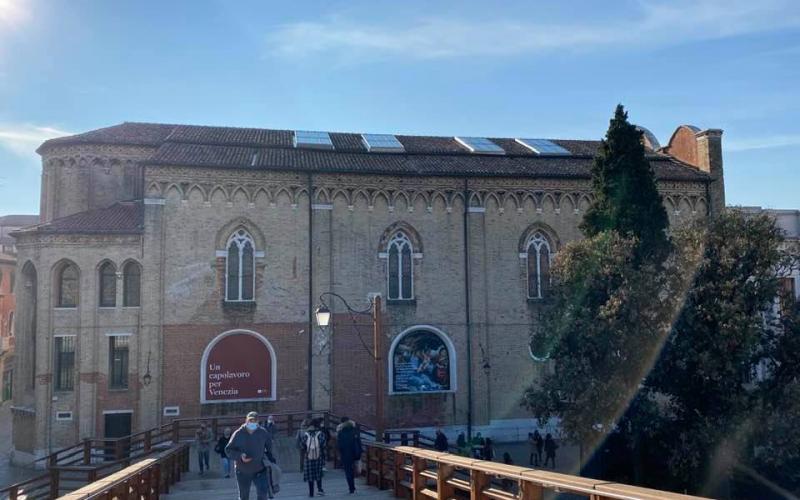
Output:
[363, 442, 712, 500]
[56, 443, 189, 500]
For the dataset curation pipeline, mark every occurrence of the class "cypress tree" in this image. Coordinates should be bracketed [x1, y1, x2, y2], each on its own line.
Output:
[581, 104, 670, 262]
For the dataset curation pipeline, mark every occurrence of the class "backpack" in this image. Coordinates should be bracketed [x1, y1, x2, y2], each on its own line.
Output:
[305, 431, 321, 460]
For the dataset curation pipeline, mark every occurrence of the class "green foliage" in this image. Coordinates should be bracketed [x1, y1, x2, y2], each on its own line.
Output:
[523, 207, 800, 495]
[646, 211, 786, 493]
[521, 231, 684, 452]
[581, 104, 670, 263]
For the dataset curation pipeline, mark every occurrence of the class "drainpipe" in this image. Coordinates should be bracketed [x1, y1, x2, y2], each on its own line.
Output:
[307, 173, 314, 411]
[463, 178, 473, 439]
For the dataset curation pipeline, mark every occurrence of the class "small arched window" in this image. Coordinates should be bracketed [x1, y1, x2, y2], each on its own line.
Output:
[98, 262, 117, 307]
[57, 263, 79, 308]
[8, 311, 13, 336]
[387, 231, 413, 300]
[226, 229, 255, 302]
[123, 262, 141, 307]
[527, 232, 552, 299]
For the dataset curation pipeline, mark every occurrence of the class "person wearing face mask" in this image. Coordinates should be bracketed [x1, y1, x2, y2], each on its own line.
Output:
[225, 412, 273, 500]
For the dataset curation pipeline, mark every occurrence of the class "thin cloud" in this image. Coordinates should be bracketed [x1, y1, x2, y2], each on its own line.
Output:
[726, 134, 800, 152]
[267, 0, 800, 61]
[0, 124, 71, 158]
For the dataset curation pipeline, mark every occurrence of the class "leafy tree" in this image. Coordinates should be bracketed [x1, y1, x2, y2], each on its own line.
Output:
[522, 232, 686, 462]
[643, 211, 786, 495]
[581, 104, 670, 263]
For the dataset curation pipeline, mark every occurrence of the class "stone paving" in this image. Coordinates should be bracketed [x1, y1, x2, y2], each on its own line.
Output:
[162, 468, 394, 500]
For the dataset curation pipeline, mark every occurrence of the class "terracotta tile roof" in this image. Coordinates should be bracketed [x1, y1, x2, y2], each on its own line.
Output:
[37, 122, 710, 182]
[19, 201, 143, 235]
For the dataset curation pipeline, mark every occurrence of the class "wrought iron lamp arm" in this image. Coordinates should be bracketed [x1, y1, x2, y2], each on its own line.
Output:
[318, 292, 374, 316]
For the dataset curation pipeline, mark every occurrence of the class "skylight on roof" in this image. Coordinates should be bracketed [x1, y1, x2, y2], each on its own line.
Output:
[515, 138, 570, 155]
[362, 134, 405, 152]
[294, 130, 334, 149]
[455, 137, 505, 154]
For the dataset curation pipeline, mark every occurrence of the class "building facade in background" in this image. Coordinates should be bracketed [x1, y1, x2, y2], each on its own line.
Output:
[1, 216, 38, 420]
[10, 121, 724, 462]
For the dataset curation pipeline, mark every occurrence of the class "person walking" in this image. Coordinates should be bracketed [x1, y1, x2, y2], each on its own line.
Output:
[264, 415, 276, 438]
[225, 412, 274, 500]
[456, 431, 467, 456]
[296, 417, 310, 472]
[544, 433, 558, 469]
[434, 429, 449, 452]
[533, 430, 544, 467]
[215, 427, 233, 478]
[483, 437, 495, 462]
[336, 416, 362, 494]
[527, 433, 536, 466]
[195, 423, 212, 476]
[302, 418, 327, 497]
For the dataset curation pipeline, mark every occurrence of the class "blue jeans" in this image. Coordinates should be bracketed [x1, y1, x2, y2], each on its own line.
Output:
[221, 457, 231, 476]
[235, 468, 270, 500]
[198, 450, 210, 472]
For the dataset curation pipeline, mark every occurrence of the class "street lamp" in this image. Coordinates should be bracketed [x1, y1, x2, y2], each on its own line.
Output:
[314, 305, 331, 328]
[314, 292, 385, 440]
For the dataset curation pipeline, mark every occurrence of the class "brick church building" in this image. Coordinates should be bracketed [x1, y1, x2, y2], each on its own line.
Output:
[9, 121, 723, 461]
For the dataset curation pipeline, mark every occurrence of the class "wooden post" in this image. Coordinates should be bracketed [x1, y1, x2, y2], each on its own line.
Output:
[172, 420, 180, 444]
[471, 470, 489, 500]
[9, 485, 18, 500]
[144, 430, 152, 454]
[393, 449, 404, 497]
[83, 438, 92, 464]
[373, 295, 385, 439]
[438, 463, 456, 499]
[153, 462, 161, 498]
[49, 468, 60, 499]
[413, 432, 419, 447]
[411, 456, 425, 500]
[377, 447, 386, 490]
[520, 481, 544, 500]
[288, 414, 295, 437]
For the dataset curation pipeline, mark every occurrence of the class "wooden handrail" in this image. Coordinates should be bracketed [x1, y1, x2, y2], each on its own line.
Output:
[56, 443, 190, 499]
[362, 441, 712, 500]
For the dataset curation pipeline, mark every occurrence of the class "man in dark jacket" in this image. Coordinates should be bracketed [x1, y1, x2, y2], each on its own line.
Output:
[336, 416, 362, 494]
[434, 429, 449, 452]
[225, 412, 273, 500]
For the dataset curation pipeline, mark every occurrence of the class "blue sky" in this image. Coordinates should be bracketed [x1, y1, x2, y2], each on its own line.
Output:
[0, 0, 798, 214]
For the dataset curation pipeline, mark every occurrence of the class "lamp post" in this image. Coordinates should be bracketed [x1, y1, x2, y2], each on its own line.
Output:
[315, 293, 385, 440]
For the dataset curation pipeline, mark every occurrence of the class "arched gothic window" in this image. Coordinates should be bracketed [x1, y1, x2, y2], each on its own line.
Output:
[226, 229, 255, 302]
[99, 262, 117, 307]
[527, 232, 552, 299]
[57, 263, 79, 308]
[387, 231, 413, 300]
[7, 311, 13, 336]
[122, 261, 141, 307]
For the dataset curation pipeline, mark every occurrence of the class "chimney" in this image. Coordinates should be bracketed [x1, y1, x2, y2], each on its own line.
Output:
[695, 129, 724, 213]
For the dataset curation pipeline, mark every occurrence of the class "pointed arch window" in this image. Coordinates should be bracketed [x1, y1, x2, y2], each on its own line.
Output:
[57, 263, 79, 308]
[527, 232, 552, 299]
[226, 229, 255, 302]
[99, 262, 117, 307]
[123, 261, 141, 307]
[388, 231, 413, 300]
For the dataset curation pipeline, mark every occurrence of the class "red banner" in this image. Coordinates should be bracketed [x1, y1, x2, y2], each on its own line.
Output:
[204, 332, 273, 402]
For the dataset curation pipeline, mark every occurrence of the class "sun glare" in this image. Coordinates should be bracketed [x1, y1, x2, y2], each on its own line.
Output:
[0, 0, 28, 28]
